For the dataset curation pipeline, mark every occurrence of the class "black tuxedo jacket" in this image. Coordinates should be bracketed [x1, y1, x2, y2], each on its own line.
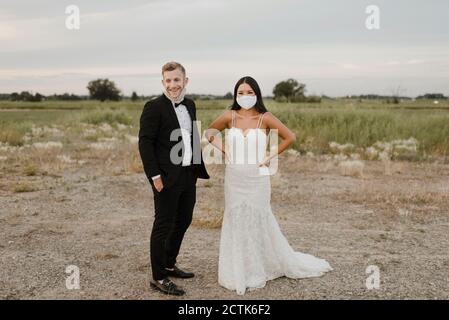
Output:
[138, 94, 210, 189]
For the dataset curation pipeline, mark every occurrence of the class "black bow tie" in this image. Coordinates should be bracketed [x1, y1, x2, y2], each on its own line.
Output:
[174, 100, 185, 108]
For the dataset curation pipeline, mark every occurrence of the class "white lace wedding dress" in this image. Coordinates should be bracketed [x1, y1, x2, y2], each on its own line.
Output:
[218, 111, 333, 295]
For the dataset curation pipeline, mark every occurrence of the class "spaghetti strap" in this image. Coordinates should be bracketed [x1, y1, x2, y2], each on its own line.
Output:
[256, 112, 266, 129]
[231, 110, 236, 127]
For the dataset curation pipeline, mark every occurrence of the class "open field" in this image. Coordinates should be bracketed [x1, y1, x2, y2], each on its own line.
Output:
[2, 99, 449, 158]
[1, 99, 449, 299]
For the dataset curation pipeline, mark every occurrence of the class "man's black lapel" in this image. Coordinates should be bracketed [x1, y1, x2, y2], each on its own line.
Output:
[185, 102, 196, 122]
[161, 94, 181, 129]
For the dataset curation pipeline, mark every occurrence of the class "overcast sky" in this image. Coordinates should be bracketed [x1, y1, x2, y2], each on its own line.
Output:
[1, 0, 448, 97]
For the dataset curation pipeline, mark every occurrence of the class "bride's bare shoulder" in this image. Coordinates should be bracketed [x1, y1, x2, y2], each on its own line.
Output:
[209, 109, 233, 130]
[221, 109, 233, 124]
[262, 111, 276, 123]
[223, 109, 233, 118]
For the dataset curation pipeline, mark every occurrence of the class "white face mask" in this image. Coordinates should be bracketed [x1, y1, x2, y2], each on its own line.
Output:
[236, 95, 257, 110]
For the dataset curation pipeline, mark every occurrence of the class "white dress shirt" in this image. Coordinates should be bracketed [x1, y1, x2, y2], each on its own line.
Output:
[152, 102, 192, 181]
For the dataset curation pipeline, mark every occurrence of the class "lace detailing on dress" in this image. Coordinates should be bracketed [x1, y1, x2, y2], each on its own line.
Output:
[219, 117, 333, 295]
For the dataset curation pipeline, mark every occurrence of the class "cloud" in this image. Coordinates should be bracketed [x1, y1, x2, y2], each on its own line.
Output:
[0, 0, 448, 96]
[0, 22, 17, 40]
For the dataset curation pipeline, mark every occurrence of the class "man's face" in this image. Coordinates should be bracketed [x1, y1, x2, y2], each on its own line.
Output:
[162, 68, 188, 100]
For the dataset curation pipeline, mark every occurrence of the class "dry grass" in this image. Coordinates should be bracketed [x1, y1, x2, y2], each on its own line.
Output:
[95, 253, 120, 260]
[0, 121, 143, 179]
[338, 160, 365, 178]
[0, 128, 24, 146]
[122, 145, 144, 174]
[191, 214, 223, 229]
[13, 182, 38, 193]
[23, 164, 39, 176]
[336, 190, 449, 215]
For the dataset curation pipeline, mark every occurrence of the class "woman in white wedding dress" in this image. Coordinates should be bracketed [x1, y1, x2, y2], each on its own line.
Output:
[206, 76, 332, 295]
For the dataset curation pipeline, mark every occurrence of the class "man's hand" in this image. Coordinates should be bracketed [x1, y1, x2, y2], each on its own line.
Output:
[153, 177, 164, 192]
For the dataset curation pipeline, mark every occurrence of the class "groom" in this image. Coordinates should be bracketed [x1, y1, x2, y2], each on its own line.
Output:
[138, 62, 209, 296]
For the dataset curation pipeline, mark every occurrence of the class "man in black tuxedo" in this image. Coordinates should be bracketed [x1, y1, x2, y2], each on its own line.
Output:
[138, 62, 209, 296]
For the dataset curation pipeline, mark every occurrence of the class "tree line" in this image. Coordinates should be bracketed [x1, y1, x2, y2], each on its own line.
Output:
[1, 78, 447, 102]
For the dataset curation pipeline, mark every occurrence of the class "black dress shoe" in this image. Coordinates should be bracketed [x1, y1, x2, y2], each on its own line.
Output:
[166, 266, 195, 279]
[150, 278, 185, 296]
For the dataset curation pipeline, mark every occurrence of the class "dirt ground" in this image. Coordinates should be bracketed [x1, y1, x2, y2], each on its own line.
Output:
[1, 154, 448, 300]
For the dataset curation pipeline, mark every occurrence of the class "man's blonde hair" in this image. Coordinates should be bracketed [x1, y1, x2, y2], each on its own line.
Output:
[162, 61, 186, 76]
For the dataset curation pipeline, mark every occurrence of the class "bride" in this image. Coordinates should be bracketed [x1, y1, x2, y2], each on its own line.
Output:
[206, 76, 333, 295]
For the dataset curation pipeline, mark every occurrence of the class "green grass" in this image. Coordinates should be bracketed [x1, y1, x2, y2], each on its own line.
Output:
[81, 111, 133, 126]
[276, 107, 449, 155]
[1, 99, 449, 157]
[0, 100, 144, 111]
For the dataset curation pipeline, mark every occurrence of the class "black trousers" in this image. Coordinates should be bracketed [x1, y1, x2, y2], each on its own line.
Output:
[150, 166, 197, 281]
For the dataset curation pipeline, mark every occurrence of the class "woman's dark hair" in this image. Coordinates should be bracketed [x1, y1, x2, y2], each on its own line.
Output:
[230, 76, 268, 113]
